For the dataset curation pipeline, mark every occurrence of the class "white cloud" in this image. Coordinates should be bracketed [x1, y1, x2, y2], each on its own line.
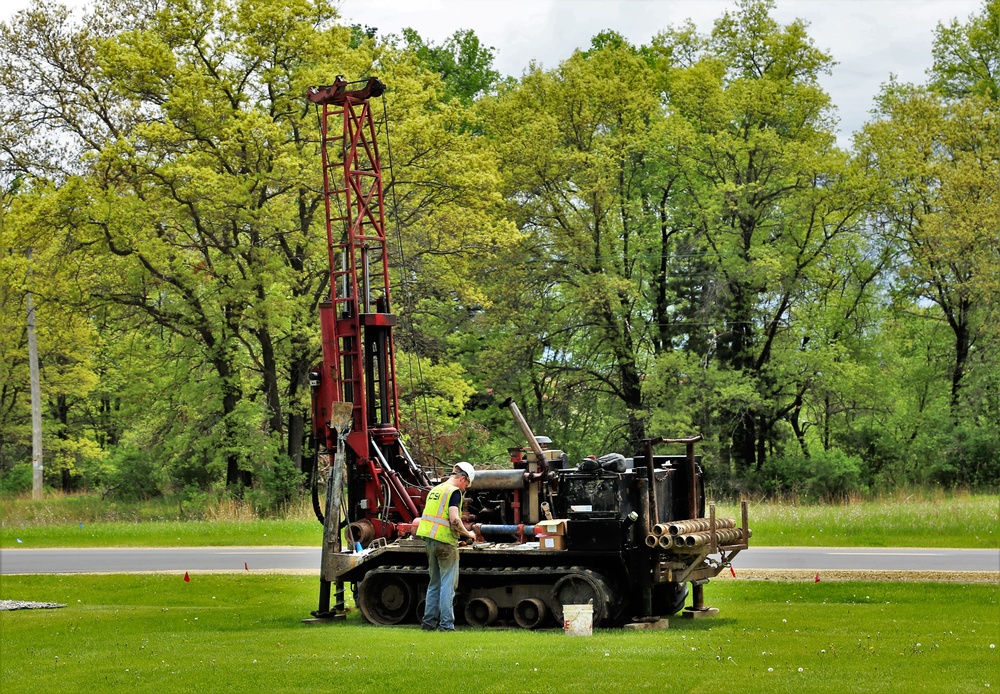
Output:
[337, 0, 982, 144]
[1, 0, 984, 144]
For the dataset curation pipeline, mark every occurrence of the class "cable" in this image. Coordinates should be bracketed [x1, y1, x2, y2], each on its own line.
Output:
[379, 92, 438, 469]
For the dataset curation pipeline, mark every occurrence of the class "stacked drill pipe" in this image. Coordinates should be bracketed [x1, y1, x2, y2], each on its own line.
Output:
[652, 518, 737, 536]
[644, 527, 750, 550]
[645, 517, 747, 550]
[675, 528, 751, 547]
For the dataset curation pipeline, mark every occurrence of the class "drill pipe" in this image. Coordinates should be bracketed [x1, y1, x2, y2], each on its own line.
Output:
[658, 534, 675, 549]
[667, 518, 736, 535]
[479, 524, 537, 536]
[677, 528, 750, 547]
[645, 534, 660, 548]
[680, 528, 745, 547]
[652, 523, 671, 536]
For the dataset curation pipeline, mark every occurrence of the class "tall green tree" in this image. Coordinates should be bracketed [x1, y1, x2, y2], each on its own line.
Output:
[0, 183, 107, 491]
[646, 0, 866, 471]
[401, 28, 500, 104]
[481, 31, 664, 454]
[1, 0, 362, 489]
[928, 0, 1000, 102]
[1, 1, 514, 492]
[372, 43, 519, 466]
[859, 0, 999, 424]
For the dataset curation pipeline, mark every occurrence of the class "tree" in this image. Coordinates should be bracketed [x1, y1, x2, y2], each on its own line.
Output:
[928, 0, 1000, 103]
[0, 183, 106, 491]
[480, 31, 665, 455]
[1, 0, 359, 489]
[859, 86, 999, 414]
[401, 28, 500, 105]
[1, 1, 515, 493]
[646, 0, 866, 471]
[845, 0, 1000, 486]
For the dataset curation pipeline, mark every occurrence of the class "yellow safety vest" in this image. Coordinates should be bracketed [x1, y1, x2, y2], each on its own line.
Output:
[416, 482, 462, 546]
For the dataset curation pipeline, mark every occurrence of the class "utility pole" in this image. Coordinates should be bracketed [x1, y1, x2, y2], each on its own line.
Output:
[26, 247, 43, 499]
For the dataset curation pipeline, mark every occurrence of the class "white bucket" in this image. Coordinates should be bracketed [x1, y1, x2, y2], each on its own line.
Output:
[562, 603, 593, 636]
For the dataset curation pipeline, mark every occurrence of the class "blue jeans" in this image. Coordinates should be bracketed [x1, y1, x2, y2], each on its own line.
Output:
[423, 538, 460, 630]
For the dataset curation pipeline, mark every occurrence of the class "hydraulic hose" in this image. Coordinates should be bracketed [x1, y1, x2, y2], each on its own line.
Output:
[311, 445, 324, 525]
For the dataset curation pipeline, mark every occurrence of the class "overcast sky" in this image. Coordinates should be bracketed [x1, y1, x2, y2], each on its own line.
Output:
[337, 0, 983, 146]
[1, 0, 984, 146]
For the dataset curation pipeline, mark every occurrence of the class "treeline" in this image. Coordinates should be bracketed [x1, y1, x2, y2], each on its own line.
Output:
[0, 0, 997, 505]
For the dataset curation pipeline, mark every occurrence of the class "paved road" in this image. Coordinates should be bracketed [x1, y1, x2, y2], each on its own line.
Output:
[739, 547, 998, 572]
[1, 546, 997, 575]
[0, 547, 318, 574]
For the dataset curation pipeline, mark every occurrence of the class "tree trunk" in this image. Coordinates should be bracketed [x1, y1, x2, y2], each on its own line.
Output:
[288, 411, 306, 476]
[621, 361, 646, 453]
[755, 421, 768, 472]
[285, 346, 314, 477]
[721, 282, 758, 471]
[257, 326, 284, 436]
[789, 393, 810, 458]
[950, 304, 970, 418]
[732, 414, 756, 473]
[215, 358, 251, 489]
[51, 394, 71, 493]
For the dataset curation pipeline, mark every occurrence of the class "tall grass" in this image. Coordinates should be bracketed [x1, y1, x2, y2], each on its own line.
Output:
[716, 490, 999, 548]
[2, 489, 996, 549]
[0, 491, 317, 525]
[0, 493, 324, 548]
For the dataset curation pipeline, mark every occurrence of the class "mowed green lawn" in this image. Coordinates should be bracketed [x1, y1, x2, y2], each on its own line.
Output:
[1, 574, 996, 693]
[1, 493, 996, 548]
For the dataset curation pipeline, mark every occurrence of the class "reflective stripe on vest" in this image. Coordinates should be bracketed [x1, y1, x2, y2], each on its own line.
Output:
[415, 482, 461, 546]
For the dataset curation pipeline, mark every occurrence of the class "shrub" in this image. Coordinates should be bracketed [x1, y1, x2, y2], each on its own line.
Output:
[0, 462, 33, 495]
[752, 449, 864, 501]
[938, 422, 1000, 488]
[101, 446, 164, 499]
[754, 454, 811, 497]
[248, 454, 306, 515]
[806, 449, 864, 500]
[834, 425, 903, 486]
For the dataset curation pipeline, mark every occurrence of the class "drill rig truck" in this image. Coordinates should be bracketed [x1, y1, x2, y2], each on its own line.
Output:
[305, 77, 749, 628]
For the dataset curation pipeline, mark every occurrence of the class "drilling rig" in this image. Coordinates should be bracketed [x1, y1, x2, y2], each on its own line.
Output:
[305, 77, 749, 628]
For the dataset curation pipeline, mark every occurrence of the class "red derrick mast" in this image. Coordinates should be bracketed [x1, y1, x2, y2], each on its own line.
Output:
[308, 76, 430, 556]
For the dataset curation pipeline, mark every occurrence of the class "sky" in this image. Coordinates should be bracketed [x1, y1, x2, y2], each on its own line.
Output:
[0, 0, 984, 146]
[334, 0, 983, 146]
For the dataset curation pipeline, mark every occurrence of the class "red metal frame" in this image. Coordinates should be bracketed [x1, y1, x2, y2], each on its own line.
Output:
[309, 77, 426, 538]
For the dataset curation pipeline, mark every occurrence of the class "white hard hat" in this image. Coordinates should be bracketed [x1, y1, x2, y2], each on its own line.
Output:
[453, 462, 475, 484]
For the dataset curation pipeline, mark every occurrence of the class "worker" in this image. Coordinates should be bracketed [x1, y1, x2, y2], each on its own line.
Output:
[415, 462, 477, 631]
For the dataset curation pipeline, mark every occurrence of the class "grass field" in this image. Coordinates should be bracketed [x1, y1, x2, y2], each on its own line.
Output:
[1, 574, 996, 693]
[2, 492, 996, 549]
[717, 493, 999, 548]
[0, 518, 323, 549]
